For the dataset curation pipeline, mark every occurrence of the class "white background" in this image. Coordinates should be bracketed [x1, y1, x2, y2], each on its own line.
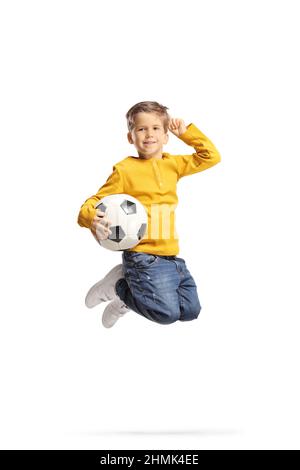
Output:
[0, 0, 299, 450]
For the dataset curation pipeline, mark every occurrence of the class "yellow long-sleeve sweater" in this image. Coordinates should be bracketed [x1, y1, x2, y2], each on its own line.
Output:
[77, 123, 221, 256]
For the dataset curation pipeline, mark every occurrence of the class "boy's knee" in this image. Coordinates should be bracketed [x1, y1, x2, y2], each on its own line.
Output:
[140, 293, 181, 325]
[152, 308, 181, 325]
[163, 311, 181, 324]
[182, 301, 201, 321]
[193, 302, 201, 319]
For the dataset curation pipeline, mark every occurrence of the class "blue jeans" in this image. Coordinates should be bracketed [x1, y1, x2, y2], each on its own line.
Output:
[115, 251, 201, 325]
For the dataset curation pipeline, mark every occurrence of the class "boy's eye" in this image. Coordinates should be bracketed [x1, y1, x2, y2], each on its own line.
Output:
[138, 127, 159, 131]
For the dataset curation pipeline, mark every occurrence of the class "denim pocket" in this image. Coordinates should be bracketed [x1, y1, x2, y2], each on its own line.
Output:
[124, 252, 158, 270]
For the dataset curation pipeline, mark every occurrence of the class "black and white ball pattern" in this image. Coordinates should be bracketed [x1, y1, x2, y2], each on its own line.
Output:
[94, 194, 148, 251]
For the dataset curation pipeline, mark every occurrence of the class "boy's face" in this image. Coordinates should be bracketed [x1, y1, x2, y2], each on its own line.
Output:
[127, 112, 169, 159]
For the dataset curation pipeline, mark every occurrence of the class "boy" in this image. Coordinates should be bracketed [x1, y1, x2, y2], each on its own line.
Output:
[77, 101, 221, 328]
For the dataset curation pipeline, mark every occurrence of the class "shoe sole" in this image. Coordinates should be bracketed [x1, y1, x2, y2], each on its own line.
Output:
[102, 310, 126, 328]
[102, 300, 129, 328]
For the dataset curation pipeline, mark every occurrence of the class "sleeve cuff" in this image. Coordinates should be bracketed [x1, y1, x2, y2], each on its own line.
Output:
[178, 122, 194, 139]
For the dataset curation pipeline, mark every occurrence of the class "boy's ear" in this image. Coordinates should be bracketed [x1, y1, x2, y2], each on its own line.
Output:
[127, 132, 133, 144]
[164, 132, 169, 144]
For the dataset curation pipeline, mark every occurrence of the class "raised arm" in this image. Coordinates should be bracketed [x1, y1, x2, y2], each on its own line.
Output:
[169, 119, 221, 179]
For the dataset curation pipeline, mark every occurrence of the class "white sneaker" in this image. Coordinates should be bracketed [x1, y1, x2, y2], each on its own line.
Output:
[102, 297, 130, 328]
[85, 264, 124, 308]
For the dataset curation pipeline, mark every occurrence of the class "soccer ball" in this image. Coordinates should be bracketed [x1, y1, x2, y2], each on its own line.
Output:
[94, 194, 148, 251]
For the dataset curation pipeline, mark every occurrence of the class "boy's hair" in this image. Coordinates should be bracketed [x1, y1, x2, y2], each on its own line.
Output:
[126, 101, 170, 133]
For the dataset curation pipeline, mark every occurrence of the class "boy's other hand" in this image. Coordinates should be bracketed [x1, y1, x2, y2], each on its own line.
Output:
[168, 118, 187, 137]
[91, 209, 112, 241]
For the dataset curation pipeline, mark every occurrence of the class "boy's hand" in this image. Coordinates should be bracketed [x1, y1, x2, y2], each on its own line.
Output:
[91, 209, 112, 241]
[168, 118, 187, 137]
